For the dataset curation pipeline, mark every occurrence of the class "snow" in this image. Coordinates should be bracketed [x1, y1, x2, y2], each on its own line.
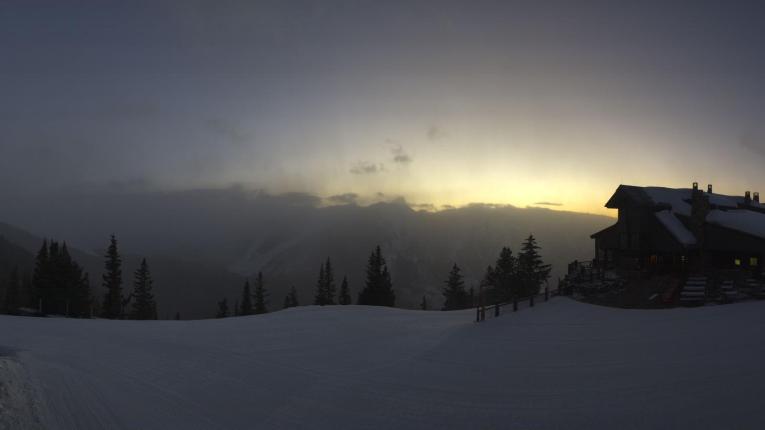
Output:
[2, 299, 765, 429]
[643, 186, 765, 241]
[707, 209, 765, 239]
[654, 210, 696, 245]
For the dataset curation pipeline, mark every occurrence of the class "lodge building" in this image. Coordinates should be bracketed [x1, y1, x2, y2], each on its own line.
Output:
[592, 183, 765, 275]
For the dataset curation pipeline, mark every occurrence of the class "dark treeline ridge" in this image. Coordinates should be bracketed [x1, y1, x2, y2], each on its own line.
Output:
[213, 236, 551, 317]
[0, 234, 157, 320]
[1, 233, 551, 319]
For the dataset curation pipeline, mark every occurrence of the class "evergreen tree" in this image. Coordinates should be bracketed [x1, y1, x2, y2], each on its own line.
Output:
[31, 240, 91, 317]
[4, 266, 20, 314]
[487, 247, 519, 303]
[283, 286, 299, 309]
[517, 235, 552, 296]
[101, 235, 124, 319]
[253, 272, 268, 314]
[313, 263, 326, 305]
[239, 280, 253, 316]
[130, 258, 157, 320]
[216, 298, 229, 318]
[314, 258, 337, 305]
[358, 246, 395, 307]
[420, 295, 428, 310]
[338, 276, 351, 305]
[442, 263, 470, 310]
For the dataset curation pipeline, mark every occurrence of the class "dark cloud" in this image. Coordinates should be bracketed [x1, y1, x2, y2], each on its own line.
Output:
[390, 145, 412, 165]
[440, 204, 456, 210]
[427, 125, 447, 141]
[411, 203, 435, 211]
[327, 193, 359, 204]
[350, 161, 383, 175]
[533, 201, 563, 207]
[206, 119, 253, 146]
[739, 132, 765, 158]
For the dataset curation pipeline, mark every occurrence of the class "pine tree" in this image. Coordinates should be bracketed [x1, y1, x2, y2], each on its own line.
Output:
[358, 246, 395, 307]
[442, 263, 469, 310]
[130, 258, 157, 320]
[239, 280, 253, 316]
[283, 286, 299, 309]
[313, 263, 326, 305]
[101, 235, 124, 319]
[420, 295, 428, 310]
[32, 240, 49, 313]
[314, 258, 337, 305]
[489, 247, 518, 303]
[253, 272, 268, 314]
[517, 235, 552, 296]
[338, 276, 351, 305]
[4, 266, 20, 314]
[216, 298, 229, 318]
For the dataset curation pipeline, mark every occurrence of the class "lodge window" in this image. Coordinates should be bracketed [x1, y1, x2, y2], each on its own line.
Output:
[649, 255, 658, 265]
[734, 258, 741, 266]
[750, 257, 759, 266]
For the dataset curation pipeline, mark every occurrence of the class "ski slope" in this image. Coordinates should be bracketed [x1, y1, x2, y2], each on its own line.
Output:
[1, 298, 765, 429]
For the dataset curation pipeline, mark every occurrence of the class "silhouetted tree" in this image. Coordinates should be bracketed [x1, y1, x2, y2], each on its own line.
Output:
[420, 295, 428, 310]
[101, 235, 124, 319]
[283, 286, 299, 309]
[31, 240, 91, 317]
[314, 258, 336, 305]
[517, 235, 551, 296]
[216, 298, 229, 318]
[358, 246, 395, 307]
[338, 276, 351, 305]
[239, 280, 253, 316]
[442, 263, 470, 310]
[485, 247, 519, 303]
[130, 258, 157, 320]
[253, 272, 268, 314]
[4, 266, 20, 314]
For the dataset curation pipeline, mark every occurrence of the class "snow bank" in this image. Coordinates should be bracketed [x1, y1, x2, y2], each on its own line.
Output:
[0, 353, 45, 430]
[1, 300, 765, 429]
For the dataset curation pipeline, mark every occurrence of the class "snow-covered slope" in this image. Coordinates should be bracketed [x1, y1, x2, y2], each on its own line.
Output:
[2, 299, 765, 429]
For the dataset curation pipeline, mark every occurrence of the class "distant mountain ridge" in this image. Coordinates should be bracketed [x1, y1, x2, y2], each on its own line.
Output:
[1, 189, 612, 313]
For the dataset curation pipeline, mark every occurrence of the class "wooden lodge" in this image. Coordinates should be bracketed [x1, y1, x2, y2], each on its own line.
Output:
[592, 182, 765, 277]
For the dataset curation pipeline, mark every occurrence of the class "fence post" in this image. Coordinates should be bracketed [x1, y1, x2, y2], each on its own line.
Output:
[530, 294, 535, 307]
[545, 286, 549, 301]
[476, 306, 480, 323]
[494, 303, 500, 317]
[513, 296, 518, 312]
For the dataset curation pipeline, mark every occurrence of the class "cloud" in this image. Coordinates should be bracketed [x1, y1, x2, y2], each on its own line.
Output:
[427, 125, 447, 141]
[390, 144, 412, 165]
[739, 132, 765, 158]
[327, 193, 359, 205]
[440, 204, 456, 210]
[533, 201, 563, 207]
[206, 118, 253, 146]
[350, 161, 383, 175]
[411, 203, 436, 211]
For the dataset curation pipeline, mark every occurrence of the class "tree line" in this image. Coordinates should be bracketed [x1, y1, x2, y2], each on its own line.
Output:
[213, 235, 550, 317]
[0, 235, 157, 319]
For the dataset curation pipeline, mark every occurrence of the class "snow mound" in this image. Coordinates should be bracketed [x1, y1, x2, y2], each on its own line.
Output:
[1, 300, 765, 429]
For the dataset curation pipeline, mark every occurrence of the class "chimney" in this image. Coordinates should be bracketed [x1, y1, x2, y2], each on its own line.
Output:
[744, 191, 752, 205]
[755, 192, 760, 204]
[707, 184, 713, 193]
[692, 182, 698, 191]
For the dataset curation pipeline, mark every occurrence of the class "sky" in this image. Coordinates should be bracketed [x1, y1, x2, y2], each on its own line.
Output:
[2, 0, 765, 216]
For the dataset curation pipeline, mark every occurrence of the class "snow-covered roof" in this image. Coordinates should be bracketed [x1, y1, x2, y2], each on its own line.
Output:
[707, 209, 765, 240]
[654, 210, 696, 245]
[616, 185, 765, 243]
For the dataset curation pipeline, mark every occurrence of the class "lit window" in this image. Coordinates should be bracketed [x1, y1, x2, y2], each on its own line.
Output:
[750, 257, 759, 266]
[734, 258, 741, 266]
[650, 255, 658, 264]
